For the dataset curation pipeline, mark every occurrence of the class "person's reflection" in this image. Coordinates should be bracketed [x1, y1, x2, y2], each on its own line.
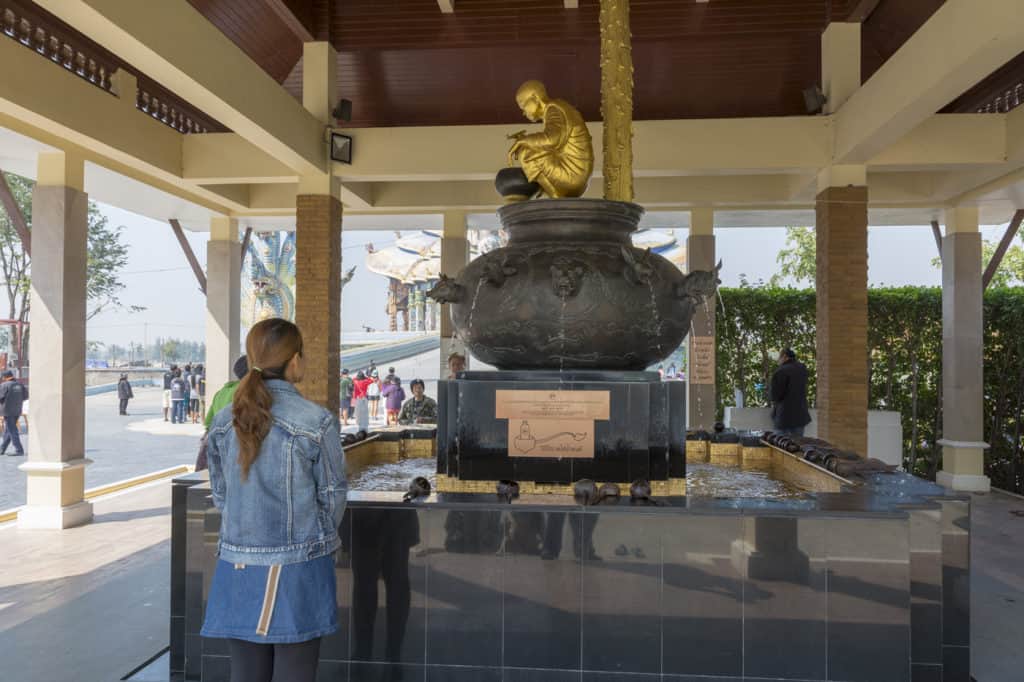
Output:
[541, 512, 599, 560]
[351, 509, 419, 664]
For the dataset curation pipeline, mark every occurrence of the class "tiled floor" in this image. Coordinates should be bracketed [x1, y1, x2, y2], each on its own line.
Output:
[3, 483, 1023, 681]
[0, 481, 173, 682]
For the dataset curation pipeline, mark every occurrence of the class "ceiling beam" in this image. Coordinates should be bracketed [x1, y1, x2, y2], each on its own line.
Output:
[840, 0, 882, 23]
[183, 133, 298, 184]
[35, 0, 326, 177]
[262, 0, 314, 42]
[833, 0, 1024, 164]
[437, 0, 454, 13]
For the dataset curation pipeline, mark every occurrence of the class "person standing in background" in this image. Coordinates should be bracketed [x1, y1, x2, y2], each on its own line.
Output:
[117, 373, 134, 416]
[447, 352, 466, 380]
[339, 368, 353, 426]
[382, 377, 406, 426]
[163, 364, 177, 422]
[0, 370, 27, 456]
[367, 370, 382, 422]
[170, 369, 188, 425]
[770, 348, 812, 437]
[351, 371, 373, 432]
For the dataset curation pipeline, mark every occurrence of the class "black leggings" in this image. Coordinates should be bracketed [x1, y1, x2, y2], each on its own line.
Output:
[228, 637, 321, 682]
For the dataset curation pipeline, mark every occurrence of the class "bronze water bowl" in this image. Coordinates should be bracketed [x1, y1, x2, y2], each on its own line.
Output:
[427, 198, 719, 371]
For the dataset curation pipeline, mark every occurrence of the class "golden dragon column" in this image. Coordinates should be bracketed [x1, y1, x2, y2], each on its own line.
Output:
[600, 0, 634, 203]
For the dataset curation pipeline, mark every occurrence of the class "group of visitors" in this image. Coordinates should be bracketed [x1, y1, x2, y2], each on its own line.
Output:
[339, 361, 438, 429]
[162, 363, 207, 424]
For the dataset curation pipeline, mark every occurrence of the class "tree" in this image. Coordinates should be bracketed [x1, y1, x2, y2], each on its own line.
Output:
[0, 171, 138, 365]
[931, 237, 1024, 287]
[770, 226, 816, 286]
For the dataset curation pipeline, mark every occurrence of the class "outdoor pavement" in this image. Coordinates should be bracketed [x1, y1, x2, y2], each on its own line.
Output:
[0, 348, 456, 511]
[0, 387, 204, 510]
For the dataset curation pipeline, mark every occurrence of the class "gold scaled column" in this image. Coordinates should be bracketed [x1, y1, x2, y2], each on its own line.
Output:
[600, 0, 634, 203]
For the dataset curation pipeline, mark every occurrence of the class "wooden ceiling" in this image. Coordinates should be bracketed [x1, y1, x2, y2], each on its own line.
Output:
[181, 0, 1016, 128]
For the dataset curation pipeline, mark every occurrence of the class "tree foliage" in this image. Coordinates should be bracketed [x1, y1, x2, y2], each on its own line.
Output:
[770, 226, 816, 287]
[716, 285, 1024, 492]
[0, 171, 137, 363]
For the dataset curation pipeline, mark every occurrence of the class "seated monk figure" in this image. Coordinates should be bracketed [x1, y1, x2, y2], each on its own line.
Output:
[507, 80, 594, 198]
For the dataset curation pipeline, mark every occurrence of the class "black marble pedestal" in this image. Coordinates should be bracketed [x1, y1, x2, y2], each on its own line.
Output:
[436, 370, 686, 486]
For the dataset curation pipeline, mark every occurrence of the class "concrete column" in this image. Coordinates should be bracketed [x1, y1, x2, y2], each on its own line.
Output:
[937, 207, 990, 492]
[295, 191, 342, 412]
[687, 207, 716, 430]
[18, 151, 91, 529]
[440, 211, 470, 377]
[815, 166, 868, 455]
[205, 217, 240, 393]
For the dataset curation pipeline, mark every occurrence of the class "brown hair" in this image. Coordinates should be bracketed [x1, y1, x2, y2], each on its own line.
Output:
[232, 318, 303, 479]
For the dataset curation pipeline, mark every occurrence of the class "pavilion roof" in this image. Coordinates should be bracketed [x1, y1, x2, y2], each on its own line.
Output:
[176, 0, 1020, 128]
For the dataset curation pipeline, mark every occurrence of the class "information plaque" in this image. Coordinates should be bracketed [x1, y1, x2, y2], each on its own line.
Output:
[495, 390, 610, 458]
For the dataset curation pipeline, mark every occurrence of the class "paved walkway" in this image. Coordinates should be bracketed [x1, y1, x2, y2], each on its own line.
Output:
[0, 481, 173, 682]
[0, 483, 1019, 681]
[0, 348, 455, 510]
[0, 387, 203, 510]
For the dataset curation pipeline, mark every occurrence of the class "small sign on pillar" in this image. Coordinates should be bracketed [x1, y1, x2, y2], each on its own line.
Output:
[690, 336, 715, 385]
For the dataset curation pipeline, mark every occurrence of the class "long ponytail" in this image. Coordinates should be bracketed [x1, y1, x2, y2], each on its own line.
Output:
[232, 318, 303, 479]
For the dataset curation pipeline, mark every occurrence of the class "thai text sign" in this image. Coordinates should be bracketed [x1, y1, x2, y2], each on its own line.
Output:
[496, 390, 610, 458]
[690, 336, 715, 385]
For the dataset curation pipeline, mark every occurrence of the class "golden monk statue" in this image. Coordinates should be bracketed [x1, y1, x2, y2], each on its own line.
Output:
[506, 80, 594, 199]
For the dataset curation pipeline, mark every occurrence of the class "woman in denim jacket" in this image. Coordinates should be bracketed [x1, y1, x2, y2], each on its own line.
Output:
[201, 318, 347, 682]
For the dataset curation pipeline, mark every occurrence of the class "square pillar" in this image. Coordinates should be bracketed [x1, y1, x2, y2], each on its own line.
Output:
[440, 211, 470, 378]
[815, 170, 868, 455]
[686, 208, 716, 430]
[937, 207, 989, 492]
[205, 217, 240, 393]
[18, 151, 91, 529]
[295, 193, 342, 411]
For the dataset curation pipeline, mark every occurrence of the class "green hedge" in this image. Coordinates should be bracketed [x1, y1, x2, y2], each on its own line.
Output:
[715, 286, 1024, 492]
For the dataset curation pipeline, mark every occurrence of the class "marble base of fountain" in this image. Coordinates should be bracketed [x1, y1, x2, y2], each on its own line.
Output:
[436, 370, 686, 491]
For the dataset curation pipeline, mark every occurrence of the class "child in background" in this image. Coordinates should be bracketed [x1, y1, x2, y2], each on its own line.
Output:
[382, 377, 406, 425]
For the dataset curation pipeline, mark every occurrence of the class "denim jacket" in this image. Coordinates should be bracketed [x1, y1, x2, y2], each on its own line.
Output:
[206, 379, 347, 565]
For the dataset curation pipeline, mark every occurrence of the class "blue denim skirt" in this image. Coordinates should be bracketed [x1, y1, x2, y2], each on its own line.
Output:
[201, 553, 338, 644]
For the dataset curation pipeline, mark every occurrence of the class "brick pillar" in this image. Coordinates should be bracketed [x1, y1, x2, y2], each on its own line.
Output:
[815, 185, 868, 455]
[686, 208, 716, 430]
[295, 194, 342, 412]
[440, 211, 470, 377]
[19, 151, 92, 528]
[937, 207, 989, 492]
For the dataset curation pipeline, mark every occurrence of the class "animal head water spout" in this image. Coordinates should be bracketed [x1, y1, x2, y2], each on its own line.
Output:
[674, 259, 722, 305]
[426, 274, 466, 304]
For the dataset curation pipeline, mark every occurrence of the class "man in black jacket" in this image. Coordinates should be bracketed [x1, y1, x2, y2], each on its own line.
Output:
[117, 373, 134, 416]
[0, 370, 27, 455]
[770, 348, 811, 436]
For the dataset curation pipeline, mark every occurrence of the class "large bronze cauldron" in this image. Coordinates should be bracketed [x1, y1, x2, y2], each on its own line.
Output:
[427, 199, 719, 370]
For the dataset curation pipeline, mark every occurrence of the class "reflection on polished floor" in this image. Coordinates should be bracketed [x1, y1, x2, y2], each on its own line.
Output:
[2, 483, 1023, 682]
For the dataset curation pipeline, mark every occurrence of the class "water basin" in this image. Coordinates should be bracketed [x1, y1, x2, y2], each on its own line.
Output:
[349, 458, 806, 499]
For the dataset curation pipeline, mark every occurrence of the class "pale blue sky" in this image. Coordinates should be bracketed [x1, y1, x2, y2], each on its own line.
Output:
[84, 203, 1011, 346]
